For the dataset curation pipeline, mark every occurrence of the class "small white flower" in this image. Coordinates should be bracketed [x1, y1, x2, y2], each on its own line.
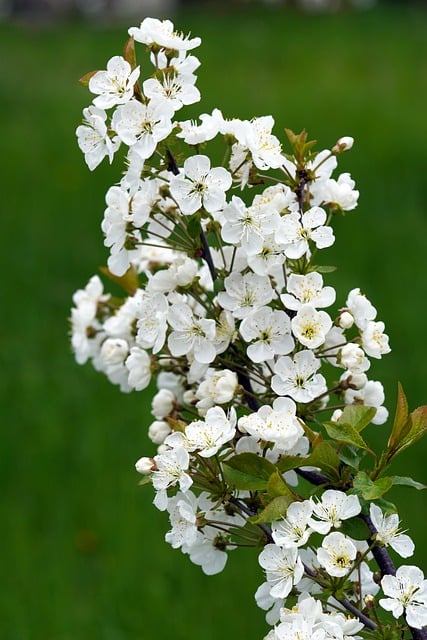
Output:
[291, 305, 332, 349]
[165, 491, 199, 549]
[89, 56, 140, 109]
[143, 73, 200, 112]
[76, 106, 120, 171]
[125, 346, 152, 391]
[317, 531, 357, 577]
[370, 503, 415, 558]
[380, 565, 427, 629]
[148, 420, 172, 445]
[312, 489, 361, 533]
[239, 306, 294, 363]
[238, 397, 303, 452]
[271, 350, 327, 403]
[276, 208, 335, 259]
[167, 302, 216, 364]
[195, 368, 238, 415]
[345, 288, 377, 331]
[151, 388, 176, 419]
[258, 544, 304, 599]
[111, 98, 174, 160]
[217, 272, 275, 319]
[129, 18, 201, 51]
[182, 406, 236, 457]
[152, 446, 193, 511]
[169, 154, 232, 214]
[362, 320, 391, 359]
[233, 115, 285, 170]
[339, 343, 370, 373]
[272, 500, 318, 548]
[281, 272, 336, 311]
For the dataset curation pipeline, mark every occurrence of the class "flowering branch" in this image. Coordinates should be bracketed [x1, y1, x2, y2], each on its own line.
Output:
[71, 17, 427, 640]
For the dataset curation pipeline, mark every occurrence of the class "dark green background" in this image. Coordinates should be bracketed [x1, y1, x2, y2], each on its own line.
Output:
[1, 4, 427, 638]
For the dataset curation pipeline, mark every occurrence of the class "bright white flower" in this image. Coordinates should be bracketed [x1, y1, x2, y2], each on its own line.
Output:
[152, 446, 192, 511]
[217, 272, 274, 319]
[339, 343, 370, 373]
[345, 288, 377, 331]
[254, 581, 283, 625]
[233, 115, 285, 170]
[76, 106, 120, 170]
[177, 109, 222, 145]
[281, 272, 336, 311]
[239, 307, 294, 363]
[221, 195, 265, 255]
[274, 616, 326, 640]
[89, 56, 140, 109]
[369, 504, 415, 558]
[111, 98, 174, 160]
[238, 397, 303, 452]
[125, 346, 152, 391]
[291, 305, 333, 349]
[380, 565, 427, 629]
[183, 529, 229, 575]
[271, 350, 327, 403]
[135, 293, 169, 354]
[183, 406, 236, 457]
[247, 233, 286, 276]
[312, 489, 361, 533]
[195, 368, 238, 415]
[71, 275, 109, 364]
[258, 544, 304, 599]
[317, 173, 359, 211]
[169, 155, 232, 214]
[276, 208, 335, 259]
[165, 491, 199, 549]
[101, 185, 137, 276]
[167, 302, 216, 364]
[272, 500, 319, 548]
[317, 531, 357, 577]
[129, 18, 201, 51]
[362, 320, 391, 359]
[143, 73, 200, 112]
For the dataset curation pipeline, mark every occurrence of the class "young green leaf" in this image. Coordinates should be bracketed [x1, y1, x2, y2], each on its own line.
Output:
[353, 471, 393, 500]
[222, 453, 275, 491]
[249, 496, 293, 525]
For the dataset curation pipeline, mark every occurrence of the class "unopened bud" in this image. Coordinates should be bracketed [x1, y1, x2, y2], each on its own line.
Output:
[135, 456, 155, 475]
[331, 409, 343, 422]
[347, 373, 368, 389]
[364, 594, 376, 609]
[338, 311, 354, 329]
[332, 136, 354, 154]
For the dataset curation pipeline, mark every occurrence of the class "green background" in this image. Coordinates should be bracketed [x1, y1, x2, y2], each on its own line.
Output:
[1, 3, 427, 638]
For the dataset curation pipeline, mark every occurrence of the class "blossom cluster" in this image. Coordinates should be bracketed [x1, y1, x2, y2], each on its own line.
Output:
[71, 17, 427, 640]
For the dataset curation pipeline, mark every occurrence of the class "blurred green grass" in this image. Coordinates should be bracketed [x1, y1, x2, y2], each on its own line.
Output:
[1, 4, 427, 638]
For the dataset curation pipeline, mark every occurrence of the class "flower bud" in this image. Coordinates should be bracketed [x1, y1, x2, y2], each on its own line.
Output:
[135, 456, 155, 474]
[332, 136, 354, 154]
[347, 373, 368, 389]
[183, 389, 196, 404]
[148, 420, 172, 445]
[331, 409, 343, 422]
[338, 311, 354, 330]
[100, 337, 129, 365]
[151, 388, 175, 419]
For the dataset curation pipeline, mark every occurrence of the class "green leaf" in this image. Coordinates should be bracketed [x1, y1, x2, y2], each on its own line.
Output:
[138, 476, 153, 487]
[222, 453, 275, 491]
[307, 441, 340, 480]
[338, 405, 377, 433]
[396, 405, 427, 454]
[324, 420, 370, 450]
[353, 471, 393, 500]
[187, 213, 202, 239]
[267, 470, 297, 500]
[313, 265, 337, 274]
[340, 517, 371, 540]
[387, 382, 410, 452]
[249, 496, 293, 525]
[391, 475, 427, 491]
[99, 265, 139, 295]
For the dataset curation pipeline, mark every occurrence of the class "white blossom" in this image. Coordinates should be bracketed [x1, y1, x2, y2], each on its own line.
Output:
[281, 272, 336, 311]
[380, 565, 427, 629]
[369, 503, 415, 558]
[239, 306, 294, 363]
[217, 272, 275, 319]
[167, 302, 216, 364]
[258, 544, 304, 599]
[317, 531, 357, 577]
[76, 106, 120, 170]
[276, 208, 335, 259]
[311, 490, 361, 533]
[169, 154, 232, 214]
[271, 350, 327, 403]
[89, 56, 140, 109]
[129, 18, 201, 51]
[291, 305, 333, 349]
